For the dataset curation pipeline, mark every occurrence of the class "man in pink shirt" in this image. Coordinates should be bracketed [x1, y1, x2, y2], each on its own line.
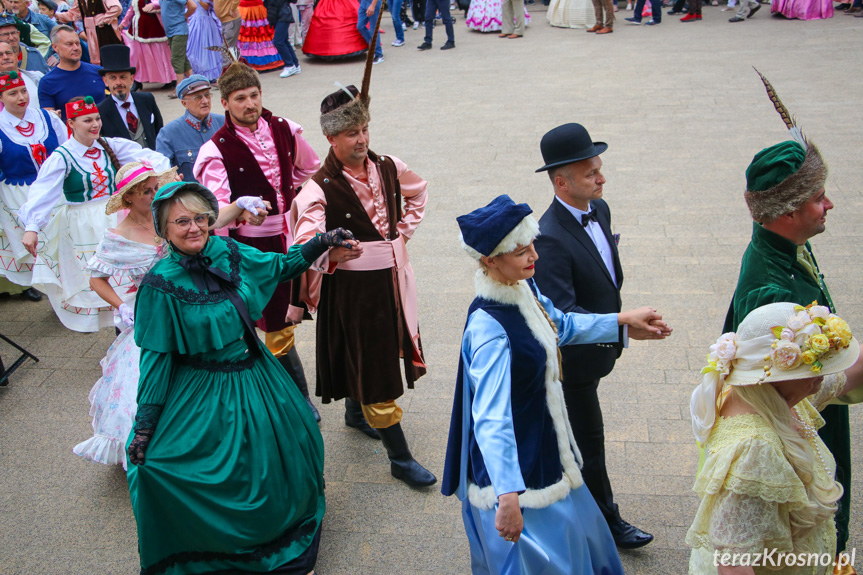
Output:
[194, 60, 322, 420]
[291, 84, 435, 488]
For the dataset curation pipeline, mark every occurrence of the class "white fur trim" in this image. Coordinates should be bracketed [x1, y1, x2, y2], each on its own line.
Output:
[467, 271, 584, 511]
[460, 216, 540, 260]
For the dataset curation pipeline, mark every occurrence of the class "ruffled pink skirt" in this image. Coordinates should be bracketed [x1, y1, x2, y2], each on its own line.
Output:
[123, 35, 175, 84]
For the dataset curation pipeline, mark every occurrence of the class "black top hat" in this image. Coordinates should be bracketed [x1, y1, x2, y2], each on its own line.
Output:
[98, 45, 136, 76]
[536, 123, 608, 173]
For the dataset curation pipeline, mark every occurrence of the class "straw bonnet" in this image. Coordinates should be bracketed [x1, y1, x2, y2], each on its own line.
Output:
[106, 162, 178, 215]
[690, 301, 859, 443]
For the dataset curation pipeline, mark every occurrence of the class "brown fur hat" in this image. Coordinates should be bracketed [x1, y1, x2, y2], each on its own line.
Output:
[319, 85, 370, 137]
[744, 143, 828, 223]
[217, 61, 261, 100]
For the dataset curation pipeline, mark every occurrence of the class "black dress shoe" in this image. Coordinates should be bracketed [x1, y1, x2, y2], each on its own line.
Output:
[608, 518, 654, 549]
[835, 2, 851, 8]
[22, 288, 42, 302]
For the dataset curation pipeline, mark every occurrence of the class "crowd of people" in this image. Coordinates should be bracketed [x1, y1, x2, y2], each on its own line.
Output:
[0, 0, 861, 572]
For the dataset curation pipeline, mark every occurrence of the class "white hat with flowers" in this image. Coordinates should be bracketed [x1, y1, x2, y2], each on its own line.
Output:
[690, 301, 859, 443]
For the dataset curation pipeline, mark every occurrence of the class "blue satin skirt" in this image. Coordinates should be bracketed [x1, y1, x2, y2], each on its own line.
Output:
[462, 486, 624, 575]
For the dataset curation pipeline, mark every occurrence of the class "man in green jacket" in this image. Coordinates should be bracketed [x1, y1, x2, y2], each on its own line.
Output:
[723, 138, 851, 556]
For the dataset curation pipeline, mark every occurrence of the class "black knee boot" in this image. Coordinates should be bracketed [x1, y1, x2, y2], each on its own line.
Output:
[344, 398, 380, 439]
[278, 348, 320, 422]
[377, 422, 436, 487]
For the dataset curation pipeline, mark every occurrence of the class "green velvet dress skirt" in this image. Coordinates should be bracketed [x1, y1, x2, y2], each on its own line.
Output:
[127, 237, 325, 575]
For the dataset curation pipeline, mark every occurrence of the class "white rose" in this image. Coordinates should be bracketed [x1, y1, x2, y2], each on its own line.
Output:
[787, 313, 807, 331]
[809, 306, 830, 320]
[780, 328, 795, 341]
[771, 340, 803, 370]
[711, 333, 737, 363]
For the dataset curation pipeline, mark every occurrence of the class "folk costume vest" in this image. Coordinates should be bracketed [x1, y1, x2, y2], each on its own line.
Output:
[442, 277, 584, 510]
[212, 109, 296, 217]
[211, 109, 300, 332]
[310, 148, 425, 405]
[54, 145, 117, 203]
[79, 0, 123, 48]
[0, 109, 61, 186]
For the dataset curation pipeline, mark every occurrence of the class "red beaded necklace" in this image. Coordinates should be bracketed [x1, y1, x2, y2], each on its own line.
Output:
[15, 121, 34, 138]
[84, 147, 102, 160]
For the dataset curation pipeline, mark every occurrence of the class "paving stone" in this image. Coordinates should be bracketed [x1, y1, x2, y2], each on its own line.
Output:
[2, 10, 862, 574]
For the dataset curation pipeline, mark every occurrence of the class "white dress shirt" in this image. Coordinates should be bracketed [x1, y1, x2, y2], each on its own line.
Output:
[555, 196, 617, 286]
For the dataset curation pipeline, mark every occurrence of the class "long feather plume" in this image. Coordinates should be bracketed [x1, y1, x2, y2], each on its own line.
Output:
[360, 4, 385, 104]
[206, 33, 238, 66]
[754, 67, 806, 147]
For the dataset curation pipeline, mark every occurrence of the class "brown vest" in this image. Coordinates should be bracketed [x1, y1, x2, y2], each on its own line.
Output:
[311, 148, 402, 241]
[309, 149, 423, 405]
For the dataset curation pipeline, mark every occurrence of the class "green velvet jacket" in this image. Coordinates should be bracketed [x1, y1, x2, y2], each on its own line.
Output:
[724, 222, 834, 333]
[724, 221, 851, 552]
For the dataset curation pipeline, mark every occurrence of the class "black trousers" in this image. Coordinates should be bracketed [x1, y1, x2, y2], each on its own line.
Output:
[561, 378, 619, 524]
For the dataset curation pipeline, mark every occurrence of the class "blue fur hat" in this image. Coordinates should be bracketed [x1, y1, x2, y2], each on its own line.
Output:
[457, 195, 539, 259]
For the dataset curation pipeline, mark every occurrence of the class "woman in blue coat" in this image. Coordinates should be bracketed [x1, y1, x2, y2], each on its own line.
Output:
[442, 195, 670, 574]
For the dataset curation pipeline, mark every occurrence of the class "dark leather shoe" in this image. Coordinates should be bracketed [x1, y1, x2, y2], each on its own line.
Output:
[22, 288, 42, 302]
[608, 518, 654, 549]
[378, 423, 437, 487]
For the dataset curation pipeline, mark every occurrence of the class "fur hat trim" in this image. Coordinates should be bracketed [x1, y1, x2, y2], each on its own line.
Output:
[744, 143, 828, 223]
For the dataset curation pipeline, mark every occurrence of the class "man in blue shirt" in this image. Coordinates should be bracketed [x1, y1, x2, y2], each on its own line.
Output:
[0, 11, 50, 73]
[156, 75, 225, 182]
[6, 0, 56, 39]
[159, 0, 193, 91]
[38, 25, 105, 119]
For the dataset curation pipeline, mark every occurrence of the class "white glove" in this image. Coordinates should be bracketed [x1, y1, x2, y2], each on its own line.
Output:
[119, 303, 135, 328]
[236, 196, 268, 216]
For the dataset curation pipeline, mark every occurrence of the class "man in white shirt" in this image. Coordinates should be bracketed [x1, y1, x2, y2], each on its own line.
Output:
[533, 122, 670, 550]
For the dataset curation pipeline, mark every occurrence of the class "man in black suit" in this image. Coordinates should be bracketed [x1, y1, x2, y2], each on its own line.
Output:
[96, 45, 163, 150]
[533, 123, 670, 549]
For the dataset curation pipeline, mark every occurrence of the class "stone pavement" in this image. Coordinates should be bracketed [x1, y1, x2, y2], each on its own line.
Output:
[1, 9, 862, 574]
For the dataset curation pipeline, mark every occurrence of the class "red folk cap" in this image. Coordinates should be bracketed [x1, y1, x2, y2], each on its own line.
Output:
[65, 95, 99, 120]
[0, 71, 25, 94]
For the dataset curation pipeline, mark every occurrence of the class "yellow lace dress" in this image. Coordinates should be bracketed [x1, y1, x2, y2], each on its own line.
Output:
[686, 374, 846, 575]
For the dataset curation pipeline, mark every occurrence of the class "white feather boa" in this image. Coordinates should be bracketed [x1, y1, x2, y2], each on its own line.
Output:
[467, 270, 584, 511]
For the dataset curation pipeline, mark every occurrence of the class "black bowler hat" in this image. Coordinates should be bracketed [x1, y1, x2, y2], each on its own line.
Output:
[98, 45, 136, 76]
[535, 123, 607, 173]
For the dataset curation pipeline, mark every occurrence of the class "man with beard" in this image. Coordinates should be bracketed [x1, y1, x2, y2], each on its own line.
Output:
[290, 85, 435, 488]
[194, 60, 322, 420]
[96, 45, 163, 150]
[156, 75, 225, 183]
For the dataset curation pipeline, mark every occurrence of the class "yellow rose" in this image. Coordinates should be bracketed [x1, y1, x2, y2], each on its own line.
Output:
[826, 316, 853, 346]
[801, 350, 817, 365]
[808, 333, 831, 355]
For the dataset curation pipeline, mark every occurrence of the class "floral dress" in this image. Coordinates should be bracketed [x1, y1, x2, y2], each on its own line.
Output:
[73, 231, 164, 470]
[686, 373, 846, 575]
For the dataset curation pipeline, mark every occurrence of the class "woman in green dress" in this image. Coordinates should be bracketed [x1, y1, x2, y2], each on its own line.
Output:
[126, 181, 357, 575]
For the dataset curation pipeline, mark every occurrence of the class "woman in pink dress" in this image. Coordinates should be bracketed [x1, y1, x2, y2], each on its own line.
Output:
[771, 0, 832, 18]
[120, 0, 175, 84]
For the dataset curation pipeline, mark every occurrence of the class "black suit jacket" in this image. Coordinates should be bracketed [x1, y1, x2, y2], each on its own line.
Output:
[97, 92, 163, 150]
[533, 197, 624, 382]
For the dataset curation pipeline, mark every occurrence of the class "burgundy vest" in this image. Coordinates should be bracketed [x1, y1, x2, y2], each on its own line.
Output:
[212, 108, 297, 217]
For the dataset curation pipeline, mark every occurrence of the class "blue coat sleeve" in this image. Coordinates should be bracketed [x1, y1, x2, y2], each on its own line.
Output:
[534, 285, 620, 346]
[463, 310, 527, 498]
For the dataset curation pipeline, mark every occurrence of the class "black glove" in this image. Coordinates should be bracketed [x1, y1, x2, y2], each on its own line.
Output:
[301, 228, 356, 262]
[319, 228, 356, 248]
[128, 429, 154, 466]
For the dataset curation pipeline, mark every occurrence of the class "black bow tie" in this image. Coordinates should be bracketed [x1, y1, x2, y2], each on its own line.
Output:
[581, 210, 598, 228]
